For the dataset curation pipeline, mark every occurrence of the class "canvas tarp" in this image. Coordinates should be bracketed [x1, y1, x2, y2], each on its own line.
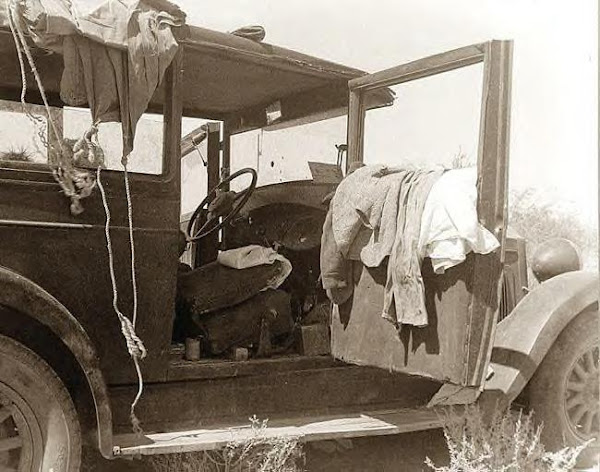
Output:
[2, 0, 185, 156]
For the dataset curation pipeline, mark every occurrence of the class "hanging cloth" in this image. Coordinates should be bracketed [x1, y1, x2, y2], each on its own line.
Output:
[5, 0, 186, 157]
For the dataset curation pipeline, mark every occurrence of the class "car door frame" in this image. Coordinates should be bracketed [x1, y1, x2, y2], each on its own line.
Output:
[343, 40, 513, 396]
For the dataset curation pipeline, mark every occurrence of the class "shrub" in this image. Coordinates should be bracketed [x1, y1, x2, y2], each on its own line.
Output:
[148, 416, 305, 472]
[0, 145, 32, 162]
[509, 188, 598, 271]
[425, 405, 590, 472]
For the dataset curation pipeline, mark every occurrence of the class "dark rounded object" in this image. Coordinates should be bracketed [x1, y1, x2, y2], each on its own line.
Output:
[0, 334, 81, 470]
[531, 238, 581, 282]
[526, 310, 599, 468]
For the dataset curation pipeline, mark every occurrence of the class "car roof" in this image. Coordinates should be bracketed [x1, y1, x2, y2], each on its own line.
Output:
[0, 24, 393, 133]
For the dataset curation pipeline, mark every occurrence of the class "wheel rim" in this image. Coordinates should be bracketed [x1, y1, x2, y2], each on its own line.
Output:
[0, 383, 42, 472]
[564, 345, 600, 440]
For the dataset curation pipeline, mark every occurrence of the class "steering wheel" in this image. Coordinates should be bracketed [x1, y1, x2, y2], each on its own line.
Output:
[185, 168, 258, 242]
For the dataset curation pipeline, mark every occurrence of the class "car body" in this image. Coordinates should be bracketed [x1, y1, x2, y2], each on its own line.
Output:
[0, 17, 597, 470]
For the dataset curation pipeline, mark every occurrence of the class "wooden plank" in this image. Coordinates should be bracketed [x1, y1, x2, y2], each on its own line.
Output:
[162, 47, 184, 191]
[348, 43, 486, 92]
[109, 364, 441, 433]
[167, 354, 342, 381]
[113, 408, 443, 456]
[346, 88, 364, 170]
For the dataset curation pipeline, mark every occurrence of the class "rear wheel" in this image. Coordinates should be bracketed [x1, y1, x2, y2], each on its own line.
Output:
[527, 309, 599, 467]
[0, 334, 81, 471]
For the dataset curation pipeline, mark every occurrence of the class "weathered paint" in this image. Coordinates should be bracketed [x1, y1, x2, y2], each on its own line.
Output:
[482, 270, 599, 406]
[336, 40, 512, 391]
[0, 265, 113, 458]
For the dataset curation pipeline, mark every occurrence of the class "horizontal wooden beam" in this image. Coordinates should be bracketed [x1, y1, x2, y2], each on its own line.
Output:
[349, 43, 486, 92]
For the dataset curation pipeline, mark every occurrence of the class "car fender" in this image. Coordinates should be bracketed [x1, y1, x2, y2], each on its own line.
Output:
[0, 265, 113, 458]
[481, 270, 598, 407]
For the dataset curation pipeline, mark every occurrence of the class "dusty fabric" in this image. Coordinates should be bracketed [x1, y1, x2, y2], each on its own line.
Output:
[7, 0, 185, 157]
[320, 209, 354, 305]
[321, 164, 442, 327]
[418, 167, 500, 274]
[217, 245, 293, 290]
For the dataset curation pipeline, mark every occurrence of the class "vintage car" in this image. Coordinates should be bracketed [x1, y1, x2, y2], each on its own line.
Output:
[0, 8, 597, 471]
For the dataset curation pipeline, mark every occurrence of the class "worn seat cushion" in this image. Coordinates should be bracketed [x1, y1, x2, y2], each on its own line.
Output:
[176, 259, 287, 317]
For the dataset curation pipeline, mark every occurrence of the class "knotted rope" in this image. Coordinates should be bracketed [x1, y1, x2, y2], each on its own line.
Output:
[97, 165, 146, 434]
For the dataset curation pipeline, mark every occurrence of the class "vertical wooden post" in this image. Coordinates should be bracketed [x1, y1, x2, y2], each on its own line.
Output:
[162, 48, 183, 192]
[221, 122, 231, 190]
[466, 40, 513, 385]
[346, 88, 365, 172]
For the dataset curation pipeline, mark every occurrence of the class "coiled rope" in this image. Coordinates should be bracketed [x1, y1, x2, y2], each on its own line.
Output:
[7, 0, 146, 434]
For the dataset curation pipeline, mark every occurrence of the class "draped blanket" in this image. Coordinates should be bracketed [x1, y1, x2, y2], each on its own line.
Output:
[321, 164, 442, 328]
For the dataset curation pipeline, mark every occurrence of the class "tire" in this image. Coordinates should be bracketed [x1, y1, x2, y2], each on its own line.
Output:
[526, 309, 599, 468]
[0, 334, 81, 471]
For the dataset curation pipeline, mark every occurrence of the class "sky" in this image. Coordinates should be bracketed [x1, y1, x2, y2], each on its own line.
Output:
[166, 0, 598, 225]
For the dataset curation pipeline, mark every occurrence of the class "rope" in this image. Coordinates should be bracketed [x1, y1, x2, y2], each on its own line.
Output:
[7, 0, 96, 215]
[97, 166, 146, 435]
[122, 162, 139, 325]
[6, 0, 49, 150]
[7, 0, 63, 150]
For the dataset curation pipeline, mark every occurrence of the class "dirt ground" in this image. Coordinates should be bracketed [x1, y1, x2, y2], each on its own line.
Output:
[82, 429, 449, 471]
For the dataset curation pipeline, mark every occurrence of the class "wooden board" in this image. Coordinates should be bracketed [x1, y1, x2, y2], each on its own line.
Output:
[113, 408, 443, 456]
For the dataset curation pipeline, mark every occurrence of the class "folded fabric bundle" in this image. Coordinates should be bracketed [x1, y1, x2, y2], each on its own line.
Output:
[418, 167, 500, 273]
[217, 245, 293, 290]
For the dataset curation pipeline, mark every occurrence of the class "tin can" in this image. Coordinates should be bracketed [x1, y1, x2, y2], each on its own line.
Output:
[185, 337, 201, 361]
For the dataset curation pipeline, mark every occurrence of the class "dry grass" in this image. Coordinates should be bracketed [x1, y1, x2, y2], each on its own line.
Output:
[148, 416, 305, 472]
[426, 405, 590, 472]
[0, 145, 32, 162]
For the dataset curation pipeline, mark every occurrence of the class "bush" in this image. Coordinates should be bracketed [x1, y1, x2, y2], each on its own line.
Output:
[509, 189, 598, 271]
[0, 145, 32, 162]
[148, 416, 305, 472]
[425, 405, 590, 472]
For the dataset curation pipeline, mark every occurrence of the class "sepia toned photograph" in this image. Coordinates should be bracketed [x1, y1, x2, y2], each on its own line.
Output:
[0, 0, 597, 470]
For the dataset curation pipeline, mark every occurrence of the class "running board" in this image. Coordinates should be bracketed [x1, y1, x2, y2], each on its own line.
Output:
[112, 408, 442, 457]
